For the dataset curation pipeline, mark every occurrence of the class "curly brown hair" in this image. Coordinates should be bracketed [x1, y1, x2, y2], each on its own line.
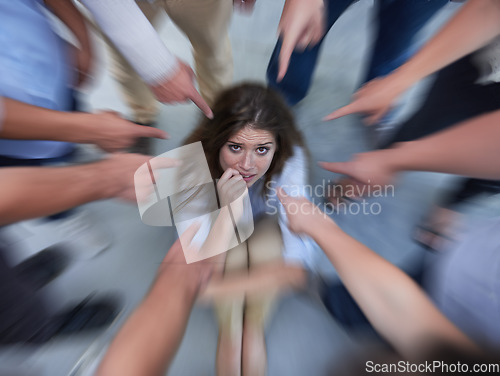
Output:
[184, 83, 305, 192]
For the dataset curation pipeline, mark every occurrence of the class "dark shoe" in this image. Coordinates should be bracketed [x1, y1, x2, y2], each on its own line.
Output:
[19, 293, 120, 344]
[13, 246, 69, 290]
[129, 122, 155, 155]
[54, 293, 121, 336]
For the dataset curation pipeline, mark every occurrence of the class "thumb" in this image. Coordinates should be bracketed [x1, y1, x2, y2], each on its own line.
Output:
[136, 125, 169, 140]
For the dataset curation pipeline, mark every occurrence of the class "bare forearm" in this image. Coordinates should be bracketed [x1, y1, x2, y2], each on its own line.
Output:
[97, 272, 197, 376]
[309, 220, 474, 358]
[44, 0, 91, 51]
[201, 264, 306, 300]
[391, 110, 500, 180]
[395, 0, 500, 87]
[1, 98, 95, 143]
[0, 163, 116, 225]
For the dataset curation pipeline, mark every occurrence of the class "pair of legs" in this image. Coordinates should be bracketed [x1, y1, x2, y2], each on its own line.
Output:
[215, 217, 282, 376]
[103, 0, 233, 123]
[267, 0, 448, 105]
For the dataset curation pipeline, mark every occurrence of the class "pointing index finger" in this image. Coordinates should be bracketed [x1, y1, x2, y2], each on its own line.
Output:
[323, 102, 359, 121]
[189, 88, 213, 119]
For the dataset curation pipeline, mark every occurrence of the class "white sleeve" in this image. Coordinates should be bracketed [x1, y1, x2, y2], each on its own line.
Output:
[274, 147, 320, 272]
[81, 0, 178, 85]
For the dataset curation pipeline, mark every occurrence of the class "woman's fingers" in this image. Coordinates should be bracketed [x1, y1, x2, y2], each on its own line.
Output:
[217, 168, 241, 187]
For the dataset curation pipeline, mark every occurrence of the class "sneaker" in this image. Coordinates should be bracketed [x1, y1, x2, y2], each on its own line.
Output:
[52, 211, 113, 260]
[26, 293, 121, 344]
[13, 246, 69, 290]
[54, 293, 121, 336]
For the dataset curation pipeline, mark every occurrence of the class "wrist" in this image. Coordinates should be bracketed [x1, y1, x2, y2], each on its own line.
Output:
[90, 158, 124, 200]
[386, 141, 417, 174]
[157, 267, 200, 304]
[70, 113, 98, 144]
[307, 212, 337, 239]
[392, 61, 423, 91]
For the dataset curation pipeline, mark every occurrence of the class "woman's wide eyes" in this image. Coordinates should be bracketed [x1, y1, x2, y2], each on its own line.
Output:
[228, 145, 270, 155]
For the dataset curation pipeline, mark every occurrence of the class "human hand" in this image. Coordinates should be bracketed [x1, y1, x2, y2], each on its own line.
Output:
[323, 74, 411, 125]
[233, 0, 257, 14]
[277, 187, 333, 235]
[81, 111, 168, 152]
[158, 223, 220, 296]
[99, 153, 180, 202]
[216, 168, 247, 208]
[149, 60, 213, 118]
[277, 0, 326, 81]
[319, 149, 399, 195]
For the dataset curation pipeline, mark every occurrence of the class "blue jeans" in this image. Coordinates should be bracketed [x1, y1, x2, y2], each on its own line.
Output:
[267, 0, 448, 105]
[320, 268, 425, 336]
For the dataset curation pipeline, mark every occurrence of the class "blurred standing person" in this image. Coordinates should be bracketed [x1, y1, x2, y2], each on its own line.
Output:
[0, 0, 112, 257]
[267, 0, 448, 106]
[83, 0, 233, 153]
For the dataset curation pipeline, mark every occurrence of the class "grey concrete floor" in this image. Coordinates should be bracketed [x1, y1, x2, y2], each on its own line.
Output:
[5, 1, 499, 375]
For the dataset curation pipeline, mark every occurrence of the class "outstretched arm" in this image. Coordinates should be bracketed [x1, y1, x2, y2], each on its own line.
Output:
[277, 190, 478, 359]
[201, 262, 306, 301]
[97, 233, 216, 376]
[0, 154, 178, 225]
[321, 109, 500, 189]
[0, 97, 167, 152]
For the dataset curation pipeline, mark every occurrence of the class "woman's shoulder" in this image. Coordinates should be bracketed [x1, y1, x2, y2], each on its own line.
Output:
[275, 145, 308, 180]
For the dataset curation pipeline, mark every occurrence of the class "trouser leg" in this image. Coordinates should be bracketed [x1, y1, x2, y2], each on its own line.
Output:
[98, 1, 161, 124]
[163, 0, 233, 106]
[362, 0, 447, 83]
[266, 0, 355, 105]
